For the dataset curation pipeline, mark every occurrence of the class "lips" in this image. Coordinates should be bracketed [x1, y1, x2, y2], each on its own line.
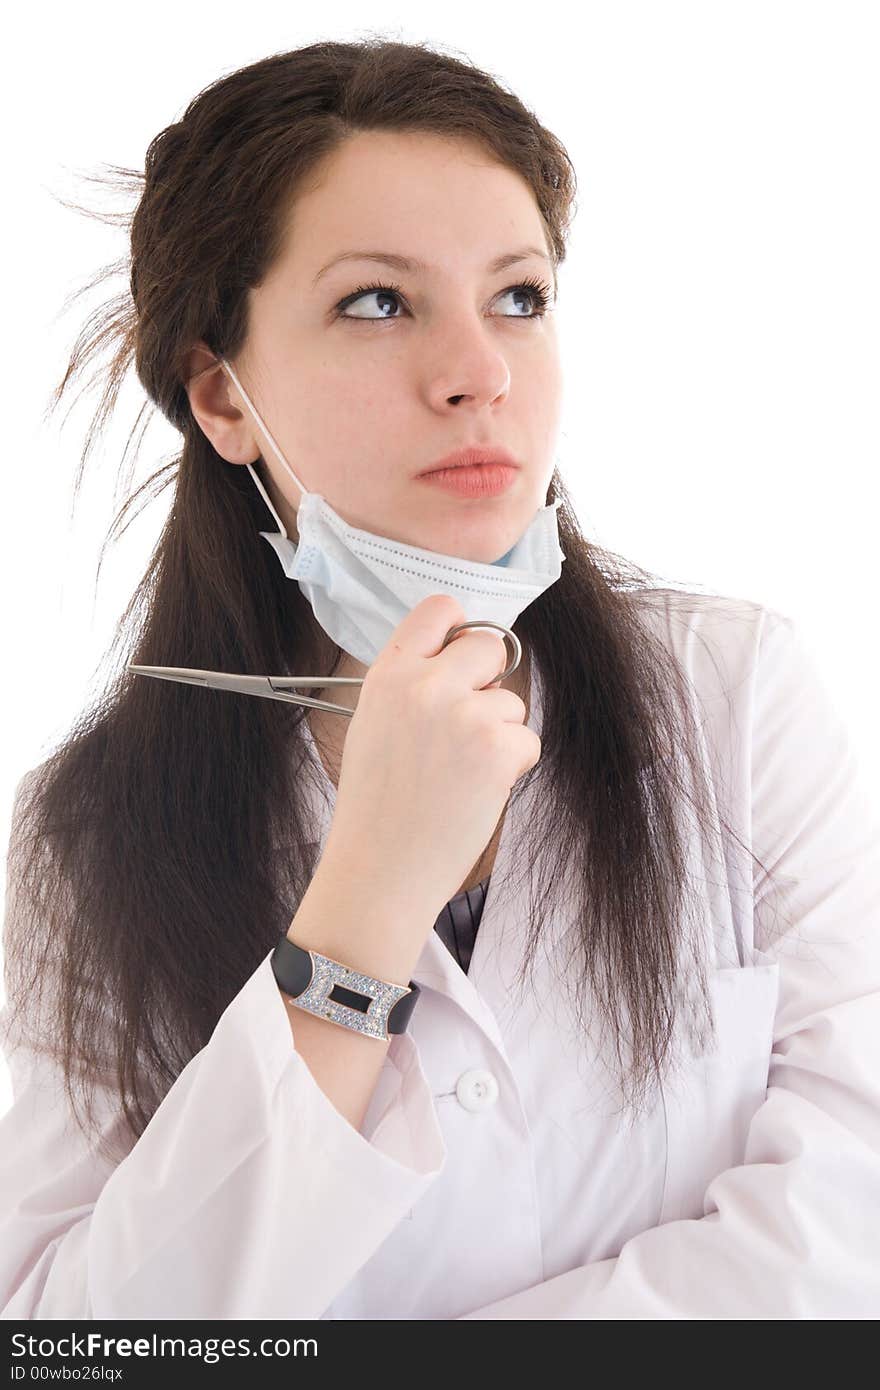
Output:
[417, 463, 518, 498]
[418, 445, 519, 476]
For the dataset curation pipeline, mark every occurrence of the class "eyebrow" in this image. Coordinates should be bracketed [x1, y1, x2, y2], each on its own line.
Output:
[311, 245, 553, 288]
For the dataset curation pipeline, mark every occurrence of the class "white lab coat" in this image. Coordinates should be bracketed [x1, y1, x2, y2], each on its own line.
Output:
[1, 591, 879, 1320]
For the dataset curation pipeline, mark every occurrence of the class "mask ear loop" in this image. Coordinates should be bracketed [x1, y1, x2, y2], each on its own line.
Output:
[219, 356, 306, 541]
[246, 459, 287, 538]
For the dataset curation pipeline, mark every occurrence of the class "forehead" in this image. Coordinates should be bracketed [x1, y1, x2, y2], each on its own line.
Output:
[278, 130, 551, 274]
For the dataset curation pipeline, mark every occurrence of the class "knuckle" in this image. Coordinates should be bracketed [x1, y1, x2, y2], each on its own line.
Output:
[481, 720, 509, 760]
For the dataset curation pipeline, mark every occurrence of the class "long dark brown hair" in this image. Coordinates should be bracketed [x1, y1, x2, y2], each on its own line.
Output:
[2, 38, 772, 1157]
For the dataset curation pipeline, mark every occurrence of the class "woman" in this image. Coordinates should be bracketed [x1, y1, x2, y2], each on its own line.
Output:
[1, 39, 878, 1320]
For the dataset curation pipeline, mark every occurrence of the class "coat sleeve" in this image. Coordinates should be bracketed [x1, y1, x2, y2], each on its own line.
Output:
[0, 777, 447, 1320]
[458, 606, 880, 1319]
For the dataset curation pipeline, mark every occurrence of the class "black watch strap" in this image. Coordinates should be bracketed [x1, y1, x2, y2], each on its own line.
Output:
[271, 933, 421, 1040]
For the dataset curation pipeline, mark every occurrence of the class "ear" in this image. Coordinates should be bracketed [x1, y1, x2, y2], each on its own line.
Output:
[182, 341, 261, 465]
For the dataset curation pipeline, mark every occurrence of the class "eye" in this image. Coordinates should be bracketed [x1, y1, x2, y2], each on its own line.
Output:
[334, 275, 554, 322]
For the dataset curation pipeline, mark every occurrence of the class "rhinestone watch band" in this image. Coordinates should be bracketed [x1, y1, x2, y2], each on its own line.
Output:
[271, 934, 421, 1041]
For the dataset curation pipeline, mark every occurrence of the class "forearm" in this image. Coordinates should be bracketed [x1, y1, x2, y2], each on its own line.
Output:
[280, 864, 431, 1134]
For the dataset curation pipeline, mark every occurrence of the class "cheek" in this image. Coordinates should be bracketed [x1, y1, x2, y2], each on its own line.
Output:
[319, 359, 399, 426]
[538, 374, 564, 432]
[516, 359, 563, 438]
[526, 342, 563, 396]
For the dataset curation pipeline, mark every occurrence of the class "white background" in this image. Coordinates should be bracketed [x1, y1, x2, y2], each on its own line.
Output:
[2, 1, 878, 1113]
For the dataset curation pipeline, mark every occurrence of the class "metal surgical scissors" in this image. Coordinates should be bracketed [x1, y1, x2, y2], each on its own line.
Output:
[127, 621, 522, 718]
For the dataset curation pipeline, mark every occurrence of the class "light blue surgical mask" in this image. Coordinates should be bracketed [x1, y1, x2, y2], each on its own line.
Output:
[220, 357, 566, 668]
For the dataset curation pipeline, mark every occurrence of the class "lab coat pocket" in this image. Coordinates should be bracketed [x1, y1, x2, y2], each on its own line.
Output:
[658, 960, 780, 1225]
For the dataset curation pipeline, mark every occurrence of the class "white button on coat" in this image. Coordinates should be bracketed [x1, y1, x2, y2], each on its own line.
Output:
[455, 1069, 499, 1112]
[1, 594, 879, 1319]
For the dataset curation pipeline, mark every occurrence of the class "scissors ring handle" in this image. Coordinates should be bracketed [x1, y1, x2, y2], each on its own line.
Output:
[440, 622, 522, 685]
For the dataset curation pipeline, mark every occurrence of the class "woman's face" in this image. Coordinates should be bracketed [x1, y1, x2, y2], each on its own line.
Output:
[188, 128, 564, 566]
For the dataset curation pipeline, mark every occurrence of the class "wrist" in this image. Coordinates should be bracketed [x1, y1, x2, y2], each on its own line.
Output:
[273, 930, 420, 1041]
[288, 863, 429, 986]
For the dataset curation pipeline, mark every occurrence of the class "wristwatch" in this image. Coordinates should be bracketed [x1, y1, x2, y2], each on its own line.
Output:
[271, 933, 421, 1041]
